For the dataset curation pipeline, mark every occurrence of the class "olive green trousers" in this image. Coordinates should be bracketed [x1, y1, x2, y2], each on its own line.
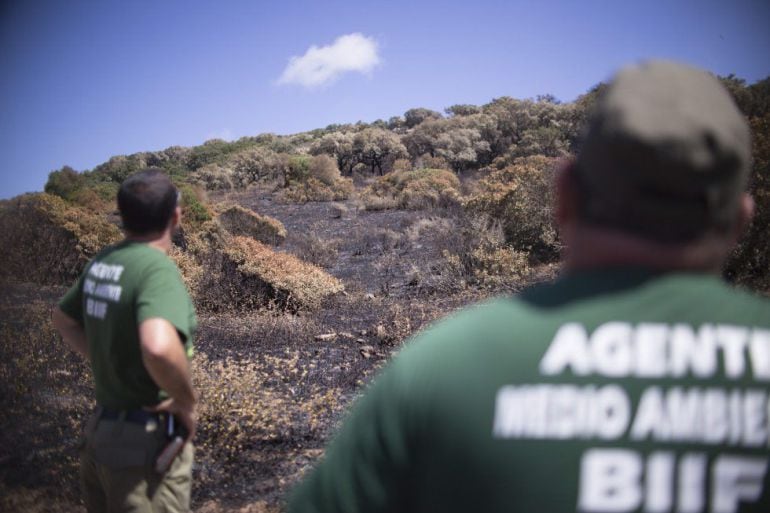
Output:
[79, 412, 194, 513]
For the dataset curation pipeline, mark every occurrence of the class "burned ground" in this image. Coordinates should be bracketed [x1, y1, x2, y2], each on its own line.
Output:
[0, 185, 553, 512]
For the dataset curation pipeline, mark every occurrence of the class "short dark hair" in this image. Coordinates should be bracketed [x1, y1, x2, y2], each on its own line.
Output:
[117, 168, 178, 235]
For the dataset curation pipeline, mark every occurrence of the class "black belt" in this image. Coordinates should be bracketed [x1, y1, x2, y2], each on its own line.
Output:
[99, 407, 162, 425]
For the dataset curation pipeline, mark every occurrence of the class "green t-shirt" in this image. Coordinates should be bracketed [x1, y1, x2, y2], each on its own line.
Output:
[59, 240, 196, 410]
[288, 269, 770, 513]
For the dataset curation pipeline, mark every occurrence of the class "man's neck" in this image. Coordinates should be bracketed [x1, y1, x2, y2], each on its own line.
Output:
[562, 224, 728, 274]
[125, 231, 172, 254]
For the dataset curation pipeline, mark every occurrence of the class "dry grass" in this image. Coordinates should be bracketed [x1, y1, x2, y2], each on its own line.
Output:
[220, 236, 344, 311]
[0, 283, 92, 512]
[0, 193, 121, 285]
[288, 234, 340, 269]
[0, 284, 370, 512]
[169, 245, 206, 298]
[194, 351, 343, 464]
[171, 219, 303, 313]
[217, 204, 287, 246]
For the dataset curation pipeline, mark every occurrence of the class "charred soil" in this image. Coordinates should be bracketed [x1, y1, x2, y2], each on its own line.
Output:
[0, 185, 555, 512]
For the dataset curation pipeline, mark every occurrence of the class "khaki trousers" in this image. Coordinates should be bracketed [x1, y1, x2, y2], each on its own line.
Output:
[79, 411, 194, 513]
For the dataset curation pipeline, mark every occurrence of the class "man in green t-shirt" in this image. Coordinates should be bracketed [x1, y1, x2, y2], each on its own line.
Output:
[53, 169, 197, 513]
[287, 62, 770, 512]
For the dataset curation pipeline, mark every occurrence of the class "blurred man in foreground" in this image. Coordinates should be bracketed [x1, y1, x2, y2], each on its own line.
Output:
[288, 61, 770, 512]
[53, 169, 197, 512]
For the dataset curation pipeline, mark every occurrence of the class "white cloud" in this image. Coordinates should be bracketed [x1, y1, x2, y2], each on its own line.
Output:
[277, 33, 380, 89]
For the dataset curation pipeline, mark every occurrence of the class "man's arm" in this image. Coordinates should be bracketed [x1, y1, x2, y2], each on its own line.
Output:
[140, 317, 198, 441]
[52, 306, 89, 359]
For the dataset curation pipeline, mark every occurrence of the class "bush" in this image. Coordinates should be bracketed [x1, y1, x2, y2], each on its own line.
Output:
[176, 183, 213, 233]
[417, 154, 450, 170]
[91, 154, 148, 183]
[0, 193, 122, 285]
[44, 166, 85, 201]
[190, 164, 234, 191]
[442, 245, 530, 289]
[290, 234, 340, 268]
[68, 187, 113, 213]
[284, 155, 312, 186]
[278, 177, 354, 204]
[465, 155, 559, 261]
[168, 220, 231, 310]
[44, 167, 119, 213]
[330, 202, 348, 219]
[363, 168, 461, 210]
[229, 147, 284, 186]
[309, 155, 341, 186]
[187, 138, 260, 170]
[217, 236, 344, 311]
[217, 204, 287, 245]
[414, 214, 530, 291]
[194, 350, 343, 472]
[168, 245, 205, 298]
[391, 158, 412, 173]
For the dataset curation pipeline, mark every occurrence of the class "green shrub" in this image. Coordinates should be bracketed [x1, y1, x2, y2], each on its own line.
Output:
[187, 138, 260, 170]
[175, 183, 213, 233]
[44, 166, 85, 201]
[190, 164, 234, 191]
[285, 155, 312, 185]
[363, 168, 461, 210]
[276, 153, 353, 203]
[229, 147, 284, 186]
[91, 154, 147, 183]
[44, 168, 119, 213]
[465, 155, 559, 261]
[278, 177, 354, 203]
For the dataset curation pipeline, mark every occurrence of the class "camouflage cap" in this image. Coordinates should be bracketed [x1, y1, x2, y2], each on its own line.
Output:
[574, 60, 751, 242]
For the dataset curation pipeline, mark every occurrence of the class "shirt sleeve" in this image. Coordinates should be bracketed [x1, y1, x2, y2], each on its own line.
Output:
[287, 356, 418, 513]
[58, 273, 85, 325]
[135, 260, 195, 344]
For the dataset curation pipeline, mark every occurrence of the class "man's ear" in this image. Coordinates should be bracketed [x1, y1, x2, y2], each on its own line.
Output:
[730, 193, 754, 244]
[171, 206, 182, 230]
[555, 159, 580, 229]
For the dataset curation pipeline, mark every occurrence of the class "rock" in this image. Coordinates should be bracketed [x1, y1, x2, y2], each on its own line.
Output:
[314, 333, 338, 342]
[330, 203, 348, 219]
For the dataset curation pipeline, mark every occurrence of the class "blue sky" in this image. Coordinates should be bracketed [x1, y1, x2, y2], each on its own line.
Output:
[1, 0, 769, 199]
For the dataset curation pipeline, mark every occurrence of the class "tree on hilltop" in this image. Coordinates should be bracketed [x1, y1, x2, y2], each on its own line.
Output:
[404, 108, 443, 128]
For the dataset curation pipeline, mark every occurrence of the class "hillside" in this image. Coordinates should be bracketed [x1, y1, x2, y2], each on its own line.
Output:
[1, 77, 769, 512]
